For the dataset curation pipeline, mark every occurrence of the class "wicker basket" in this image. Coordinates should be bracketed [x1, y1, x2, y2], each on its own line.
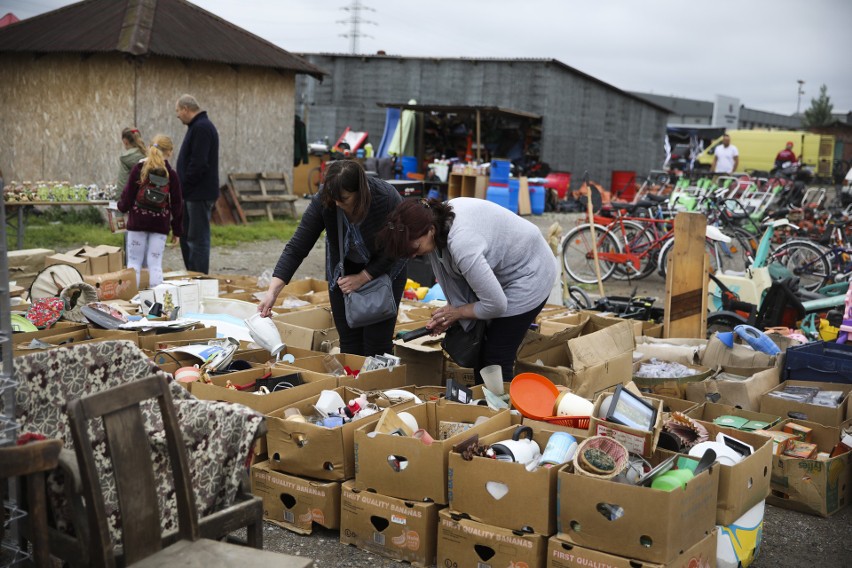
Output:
[572, 436, 630, 480]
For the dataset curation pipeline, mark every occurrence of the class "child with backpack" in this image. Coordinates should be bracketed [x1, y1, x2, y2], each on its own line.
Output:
[118, 134, 184, 287]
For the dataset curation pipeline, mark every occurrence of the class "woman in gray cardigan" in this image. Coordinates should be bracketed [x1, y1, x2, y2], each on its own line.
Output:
[380, 197, 556, 383]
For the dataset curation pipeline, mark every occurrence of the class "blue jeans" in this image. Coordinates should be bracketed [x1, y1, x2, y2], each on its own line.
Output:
[180, 200, 215, 274]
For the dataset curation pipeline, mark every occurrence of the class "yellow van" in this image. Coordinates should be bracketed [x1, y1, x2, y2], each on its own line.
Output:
[696, 130, 835, 177]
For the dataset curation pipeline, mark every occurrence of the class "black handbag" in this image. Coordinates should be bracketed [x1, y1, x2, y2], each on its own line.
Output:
[442, 319, 487, 368]
[337, 212, 397, 328]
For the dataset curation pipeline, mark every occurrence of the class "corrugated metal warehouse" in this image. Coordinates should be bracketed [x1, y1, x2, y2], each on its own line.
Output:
[0, 0, 324, 188]
[296, 53, 670, 185]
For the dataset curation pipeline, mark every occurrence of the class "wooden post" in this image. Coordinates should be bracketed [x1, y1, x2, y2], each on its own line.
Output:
[664, 212, 709, 338]
[475, 110, 481, 163]
[586, 183, 605, 298]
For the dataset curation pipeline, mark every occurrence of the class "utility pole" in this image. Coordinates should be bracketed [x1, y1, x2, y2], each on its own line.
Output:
[796, 80, 805, 116]
[338, 0, 376, 55]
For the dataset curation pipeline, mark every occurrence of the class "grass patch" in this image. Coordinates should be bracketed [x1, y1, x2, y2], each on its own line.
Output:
[18, 206, 299, 249]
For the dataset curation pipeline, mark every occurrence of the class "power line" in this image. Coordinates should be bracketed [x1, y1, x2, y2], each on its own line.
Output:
[337, 0, 376, 54]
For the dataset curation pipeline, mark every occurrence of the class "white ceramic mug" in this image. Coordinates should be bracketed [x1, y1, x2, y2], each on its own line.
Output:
[490, 426, 541, 465]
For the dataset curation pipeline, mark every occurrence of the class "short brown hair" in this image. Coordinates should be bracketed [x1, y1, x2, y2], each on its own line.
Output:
[378, 198, 454, 258]
[320, 160, 371, 222]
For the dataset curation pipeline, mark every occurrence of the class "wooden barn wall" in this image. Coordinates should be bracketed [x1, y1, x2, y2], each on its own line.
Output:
[0, 53, 296, 189]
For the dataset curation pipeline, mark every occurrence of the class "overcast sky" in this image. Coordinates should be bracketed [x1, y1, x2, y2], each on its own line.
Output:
[4, 0, 850, 115]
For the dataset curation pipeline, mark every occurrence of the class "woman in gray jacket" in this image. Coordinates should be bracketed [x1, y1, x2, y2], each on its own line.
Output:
[380, 197, 556, 383]
[118, 127, 146, 190]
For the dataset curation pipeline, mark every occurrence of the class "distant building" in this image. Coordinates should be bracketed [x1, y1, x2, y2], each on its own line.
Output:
[296, 53, 670, 184]
[629, 92, 803, 130]
[0, 0, 323, 186]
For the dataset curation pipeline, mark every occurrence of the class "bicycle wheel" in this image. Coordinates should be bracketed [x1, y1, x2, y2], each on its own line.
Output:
[306, 166, 322, 196]
[562, 224, 621, 284]
[770, 240, 831, 292]
[612, 221, 657, 281]
[714, 226, 756, 274]
[566, 286, 592, 310]
[658, 237, 722, 278]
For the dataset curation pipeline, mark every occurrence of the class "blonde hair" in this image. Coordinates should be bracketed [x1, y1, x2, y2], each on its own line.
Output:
[140, 135, 174, 183]
[122, 127, 146, 155]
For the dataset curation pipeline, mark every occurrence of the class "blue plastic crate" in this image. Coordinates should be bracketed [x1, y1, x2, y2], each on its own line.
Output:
[783, 340, 852, 384]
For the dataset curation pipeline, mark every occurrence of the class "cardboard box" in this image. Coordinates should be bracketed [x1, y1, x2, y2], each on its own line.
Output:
[137, 324, 217, 352]
[166, 275, 218, 299]
[250, 461, 340, 534]
[354, 402, 512, 503]
[93, 244, 124, 272]
[340, 481, 440, 567]
[681, 422, 772, 525]
[8, 248, 55, 289]
[644, 393, 700, 416]
[686, 402, 781, 432]
[702, 334, 778, 369]
[437, 509, 547, 568]
[588, 392, 664, 458]
[273, 307, 339, 352]
[685, 364, 779, 411]
[153, 279, 201, 315]
[448, 424, 566, 535]
[266, 386, 410, 480]
[393, 334, 445, 386]
[632, 359, 715, 399]
[538, 312, 589, 336]
[68, 245, 122, 275]
[84, 268, 138, 301]
[281, 278, 330, 305]
[10, 322, 88, 345]
[515, 318, 635, 398]
[443, 360, 475, 388]
[278, 353, 409, 391]
[45, 252, 90, 275]
[760, 380, 851, 428]
[766, 418, 852, 517]
[557, 453, 719, 564]
[547, 529, 717, 568]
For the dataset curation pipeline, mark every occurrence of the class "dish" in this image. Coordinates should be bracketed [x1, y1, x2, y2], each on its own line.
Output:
[509, 373, 559, 421]
[689, 441, 743, 467]
[382, 389, 423, 404]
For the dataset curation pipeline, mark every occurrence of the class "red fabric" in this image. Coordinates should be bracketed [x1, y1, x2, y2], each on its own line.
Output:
[17, 432, 47, 445]
[776, 149, 797, 163]
[26, 297, 65, 329]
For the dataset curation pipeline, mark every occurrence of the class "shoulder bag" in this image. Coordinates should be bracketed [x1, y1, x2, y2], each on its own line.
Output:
[337, 211, 397, 328]
[442, 319, 487, 368]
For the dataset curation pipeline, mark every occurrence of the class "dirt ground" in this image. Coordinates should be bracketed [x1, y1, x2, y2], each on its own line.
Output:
[162, 200, 851, 567]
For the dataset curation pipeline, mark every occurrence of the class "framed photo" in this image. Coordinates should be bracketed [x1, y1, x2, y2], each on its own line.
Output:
[604, 385, 658, 432]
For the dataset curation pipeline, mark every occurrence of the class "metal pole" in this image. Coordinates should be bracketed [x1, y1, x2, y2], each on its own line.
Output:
[475, 110, 481, 163]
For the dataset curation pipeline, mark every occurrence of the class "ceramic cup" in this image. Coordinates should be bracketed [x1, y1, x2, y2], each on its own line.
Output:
[175, 366, 201, 384]
[554, 391, 595, 417]
[539, 432, 578, 466]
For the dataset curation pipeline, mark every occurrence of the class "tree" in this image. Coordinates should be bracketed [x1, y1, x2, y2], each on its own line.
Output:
[802, 84, 834, 127]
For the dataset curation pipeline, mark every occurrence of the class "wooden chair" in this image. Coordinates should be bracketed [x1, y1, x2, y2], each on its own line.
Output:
[68, 374, 312, 568]
[0, 439, 62, 567]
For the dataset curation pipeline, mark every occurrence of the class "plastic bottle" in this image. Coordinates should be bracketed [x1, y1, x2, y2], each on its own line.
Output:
[364, 142, 373, 158]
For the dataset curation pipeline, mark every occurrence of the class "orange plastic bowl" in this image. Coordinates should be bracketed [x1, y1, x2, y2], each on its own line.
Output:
[509, 373, 560, 421]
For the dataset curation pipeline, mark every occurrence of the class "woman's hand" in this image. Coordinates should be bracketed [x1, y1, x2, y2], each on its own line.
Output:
[427, 304, 473, 334]
[168, 234, 179, 247]
[258, 276, 286, 318]
[337, 271, 371, 295]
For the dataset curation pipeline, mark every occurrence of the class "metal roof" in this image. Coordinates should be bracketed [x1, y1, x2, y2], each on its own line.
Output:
[376, 103, 541, 120]
[302, 52, 670, 113]
[0, 0, 325, 80]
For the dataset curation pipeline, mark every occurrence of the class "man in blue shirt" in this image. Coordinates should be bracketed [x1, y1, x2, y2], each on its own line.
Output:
[175, 94, 219, 274]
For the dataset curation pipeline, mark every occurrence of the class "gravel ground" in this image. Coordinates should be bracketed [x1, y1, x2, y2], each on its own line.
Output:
[162, 199, 852, 567]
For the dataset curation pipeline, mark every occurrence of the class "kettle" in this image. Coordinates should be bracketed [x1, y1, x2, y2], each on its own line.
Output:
[490, 426, 541, 466]
[245, 313, 286, 358]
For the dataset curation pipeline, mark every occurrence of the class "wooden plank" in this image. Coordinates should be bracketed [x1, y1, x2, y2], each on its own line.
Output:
[664, 212, 708, 338]
[518, 176, 532, 215]
[257, 175, 275, 222]
[225, 176, 248, 224]
[212, 187, 237, 225]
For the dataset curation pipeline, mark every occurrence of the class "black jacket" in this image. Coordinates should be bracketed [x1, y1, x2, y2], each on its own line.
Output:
[176, 111, 220, 202]
[273, 176, 402, 283]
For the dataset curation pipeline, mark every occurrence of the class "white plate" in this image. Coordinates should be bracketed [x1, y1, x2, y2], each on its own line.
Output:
[688, 441, 743, 467]
[382, 389, 423, 404]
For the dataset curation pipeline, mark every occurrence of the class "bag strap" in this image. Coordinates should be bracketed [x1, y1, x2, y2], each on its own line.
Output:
[336, 208, 345, 276]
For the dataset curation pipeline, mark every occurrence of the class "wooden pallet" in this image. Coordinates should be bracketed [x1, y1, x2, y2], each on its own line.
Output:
[227, 173, 299, 221]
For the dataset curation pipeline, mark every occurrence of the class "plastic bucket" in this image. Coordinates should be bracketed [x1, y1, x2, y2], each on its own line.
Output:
[486, 185, 512, 211]
[529, 182, 546, 215]
[490, 159, 511, 184]
[544, 172, 571, 199]
[611, 170, 636, 201]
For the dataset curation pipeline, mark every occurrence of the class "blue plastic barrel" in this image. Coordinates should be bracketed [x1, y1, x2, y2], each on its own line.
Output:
[400, 156, 418, 179]
[486, 185, 512, 211]
[508, 178, 520, 214]
[529, 181, 546, 215]
[490, 159, 511, 184]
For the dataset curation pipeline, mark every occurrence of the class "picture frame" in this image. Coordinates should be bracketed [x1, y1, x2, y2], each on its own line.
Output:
[604, 385, 658, 433]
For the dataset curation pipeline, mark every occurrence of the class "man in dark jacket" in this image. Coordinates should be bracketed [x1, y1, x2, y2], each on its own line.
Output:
[175, 94, 219, 274]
